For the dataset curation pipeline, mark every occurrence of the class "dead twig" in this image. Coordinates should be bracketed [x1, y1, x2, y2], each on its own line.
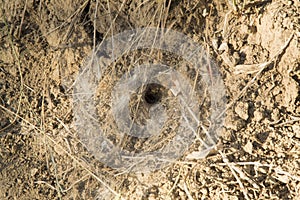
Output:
[18, 0, 27, 39]
[218, 150, 250, 200]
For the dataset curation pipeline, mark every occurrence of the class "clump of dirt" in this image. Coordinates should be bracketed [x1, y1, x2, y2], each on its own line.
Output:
[1, 0, 299, 199]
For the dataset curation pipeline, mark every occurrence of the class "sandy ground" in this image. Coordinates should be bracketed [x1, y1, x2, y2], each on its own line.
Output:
[0, 0, 300, 199]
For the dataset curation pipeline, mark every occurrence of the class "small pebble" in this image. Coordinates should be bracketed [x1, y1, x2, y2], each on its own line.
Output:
[243, 140, 253, 154]
[235, 102, 249, 120]
[254, 110, 263, 122]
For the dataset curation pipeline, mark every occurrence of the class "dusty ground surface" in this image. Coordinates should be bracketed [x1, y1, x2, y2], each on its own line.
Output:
[1, 0, 300, 199]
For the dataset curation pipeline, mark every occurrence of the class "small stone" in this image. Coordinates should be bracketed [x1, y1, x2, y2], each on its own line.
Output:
[243, 140, 253, 154]
[202, 8, 208, 17]
[293, 125, 300, 138]
[254, 110, 263, 122]
[235, 102, 249, 120]
[233, 52, 240, 65]
[271, 108, 280, 121]
[31, 168, 38, 177]
[218, 42, 229, 52]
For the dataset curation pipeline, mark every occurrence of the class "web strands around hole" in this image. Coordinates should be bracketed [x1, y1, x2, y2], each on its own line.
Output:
[73, 28, 226, 172]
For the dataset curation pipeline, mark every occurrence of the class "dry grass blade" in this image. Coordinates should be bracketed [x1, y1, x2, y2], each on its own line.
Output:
[218, 150, 250, 200]
[234, 33, 295, 75]
[0, 14, 24, 133]
[0, 104, 124, 199]
[218, 32, 295, 119]
[46, 0, 90, 44]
